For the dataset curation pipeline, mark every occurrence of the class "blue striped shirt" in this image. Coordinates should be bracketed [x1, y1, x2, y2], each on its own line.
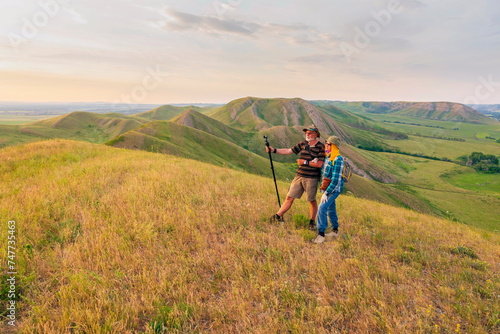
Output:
[322, 155, 344, 194]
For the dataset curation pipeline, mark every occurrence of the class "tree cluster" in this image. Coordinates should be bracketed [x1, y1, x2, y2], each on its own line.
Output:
[457, 152, 500, 173]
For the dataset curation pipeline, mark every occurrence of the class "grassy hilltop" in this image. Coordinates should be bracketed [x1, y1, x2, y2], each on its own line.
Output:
[1, 140, 499, 333]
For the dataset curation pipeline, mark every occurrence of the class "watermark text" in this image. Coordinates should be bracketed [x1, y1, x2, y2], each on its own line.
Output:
[5, 220, 17, 327]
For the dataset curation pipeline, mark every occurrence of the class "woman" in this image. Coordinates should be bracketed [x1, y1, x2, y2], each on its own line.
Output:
[312, 135, 345, 244]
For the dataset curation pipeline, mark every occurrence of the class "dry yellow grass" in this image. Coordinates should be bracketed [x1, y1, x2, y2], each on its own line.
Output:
[1, 140, 498, 333]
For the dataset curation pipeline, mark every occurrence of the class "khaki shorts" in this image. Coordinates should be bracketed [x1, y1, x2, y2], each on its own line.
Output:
[286, 176, 319, 202]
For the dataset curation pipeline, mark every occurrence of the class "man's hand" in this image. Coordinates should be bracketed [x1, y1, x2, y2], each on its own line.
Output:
[309, 160, 324, 168]
[297, 159, 309, 165]
[266, 146, 274, 153]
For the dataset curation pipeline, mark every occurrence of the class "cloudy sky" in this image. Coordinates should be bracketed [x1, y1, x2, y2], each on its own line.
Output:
[1, 0, 499, 104]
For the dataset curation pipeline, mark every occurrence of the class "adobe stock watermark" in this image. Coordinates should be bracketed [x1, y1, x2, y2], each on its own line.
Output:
[5, 220, 18, 327]
[7, 0, 69, 51]
[113, 64, 169, 111]
[463, 74, 500, 105]
[213, 0, 243, 18]
[339, 0, 403, 63]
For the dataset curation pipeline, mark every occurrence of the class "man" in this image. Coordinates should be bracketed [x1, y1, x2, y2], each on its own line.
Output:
[312, 135, 344, 244]
[266, 124, 325, 229]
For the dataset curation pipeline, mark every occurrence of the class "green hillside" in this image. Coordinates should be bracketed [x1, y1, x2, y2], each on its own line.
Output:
[1, 140, 498, 333]
[209, 97, 355, 144]
[171, 109, 251, 145]
[107, 120, 296, 180]
[171, 109, 316, 164]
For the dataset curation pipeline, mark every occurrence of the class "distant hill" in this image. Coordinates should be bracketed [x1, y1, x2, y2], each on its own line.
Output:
[171, 109, 250, 145]
[319, 104, 408, 143]
[170, 109, 312, 163]
[135, 105, 208, 121]
[468, 104, 500, 113]
[209, 97, 355, 144]
[468, 104, 500, 120]
[319, 101, 496, 124]
[19, 111, 147, 143]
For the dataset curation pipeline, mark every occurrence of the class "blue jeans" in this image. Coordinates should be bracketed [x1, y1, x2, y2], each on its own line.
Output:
[317, 192, 340, 233]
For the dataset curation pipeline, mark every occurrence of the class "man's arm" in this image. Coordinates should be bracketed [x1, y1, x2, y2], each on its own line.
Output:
[297, 159, 323, 168]
[309, 160, 324, 168]
[266, 146, 293, 155]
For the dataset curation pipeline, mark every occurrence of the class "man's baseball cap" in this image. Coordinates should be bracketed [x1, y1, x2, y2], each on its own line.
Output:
[303, 124, 320, 137]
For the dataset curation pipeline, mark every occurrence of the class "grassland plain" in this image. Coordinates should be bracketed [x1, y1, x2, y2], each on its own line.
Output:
[1, 140, 499, 333]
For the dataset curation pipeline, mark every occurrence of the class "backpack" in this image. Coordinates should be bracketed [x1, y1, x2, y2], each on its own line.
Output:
[341, 158, 353, 182]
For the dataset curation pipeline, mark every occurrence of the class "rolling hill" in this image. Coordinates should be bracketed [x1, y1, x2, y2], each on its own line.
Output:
[107, 120, 296, 179]
[135, 105, 208, 121]
[1, 140, 498, 333]
[171, 109, 250, 146]
[209, 97, 355, 144]
[323, 101, 496, 124]
[19, 111, 147, 143]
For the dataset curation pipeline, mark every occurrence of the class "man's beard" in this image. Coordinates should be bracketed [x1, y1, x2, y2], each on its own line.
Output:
[305, 136, 315, 142]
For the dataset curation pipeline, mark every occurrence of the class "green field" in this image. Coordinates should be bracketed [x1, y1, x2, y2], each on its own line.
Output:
[442, 169, 500, 197]
[345, 112, 499, 139]
[342, 113, 500, 158]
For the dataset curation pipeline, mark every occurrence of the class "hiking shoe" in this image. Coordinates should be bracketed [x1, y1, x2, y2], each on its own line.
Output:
[325, 228, 339, 237]
[312, 235, 325, 244]
[269, 214, 284, 223]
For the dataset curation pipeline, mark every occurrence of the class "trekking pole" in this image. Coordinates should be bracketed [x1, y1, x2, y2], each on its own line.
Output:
[263, 136, 282, 208]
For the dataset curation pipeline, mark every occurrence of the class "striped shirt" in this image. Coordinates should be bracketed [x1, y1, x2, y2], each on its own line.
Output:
[322, 155, 345, 194]
[291, 140, 326, 179]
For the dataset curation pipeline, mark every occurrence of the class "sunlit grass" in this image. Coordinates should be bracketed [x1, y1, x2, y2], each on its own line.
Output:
[1, 140, 498, 333]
